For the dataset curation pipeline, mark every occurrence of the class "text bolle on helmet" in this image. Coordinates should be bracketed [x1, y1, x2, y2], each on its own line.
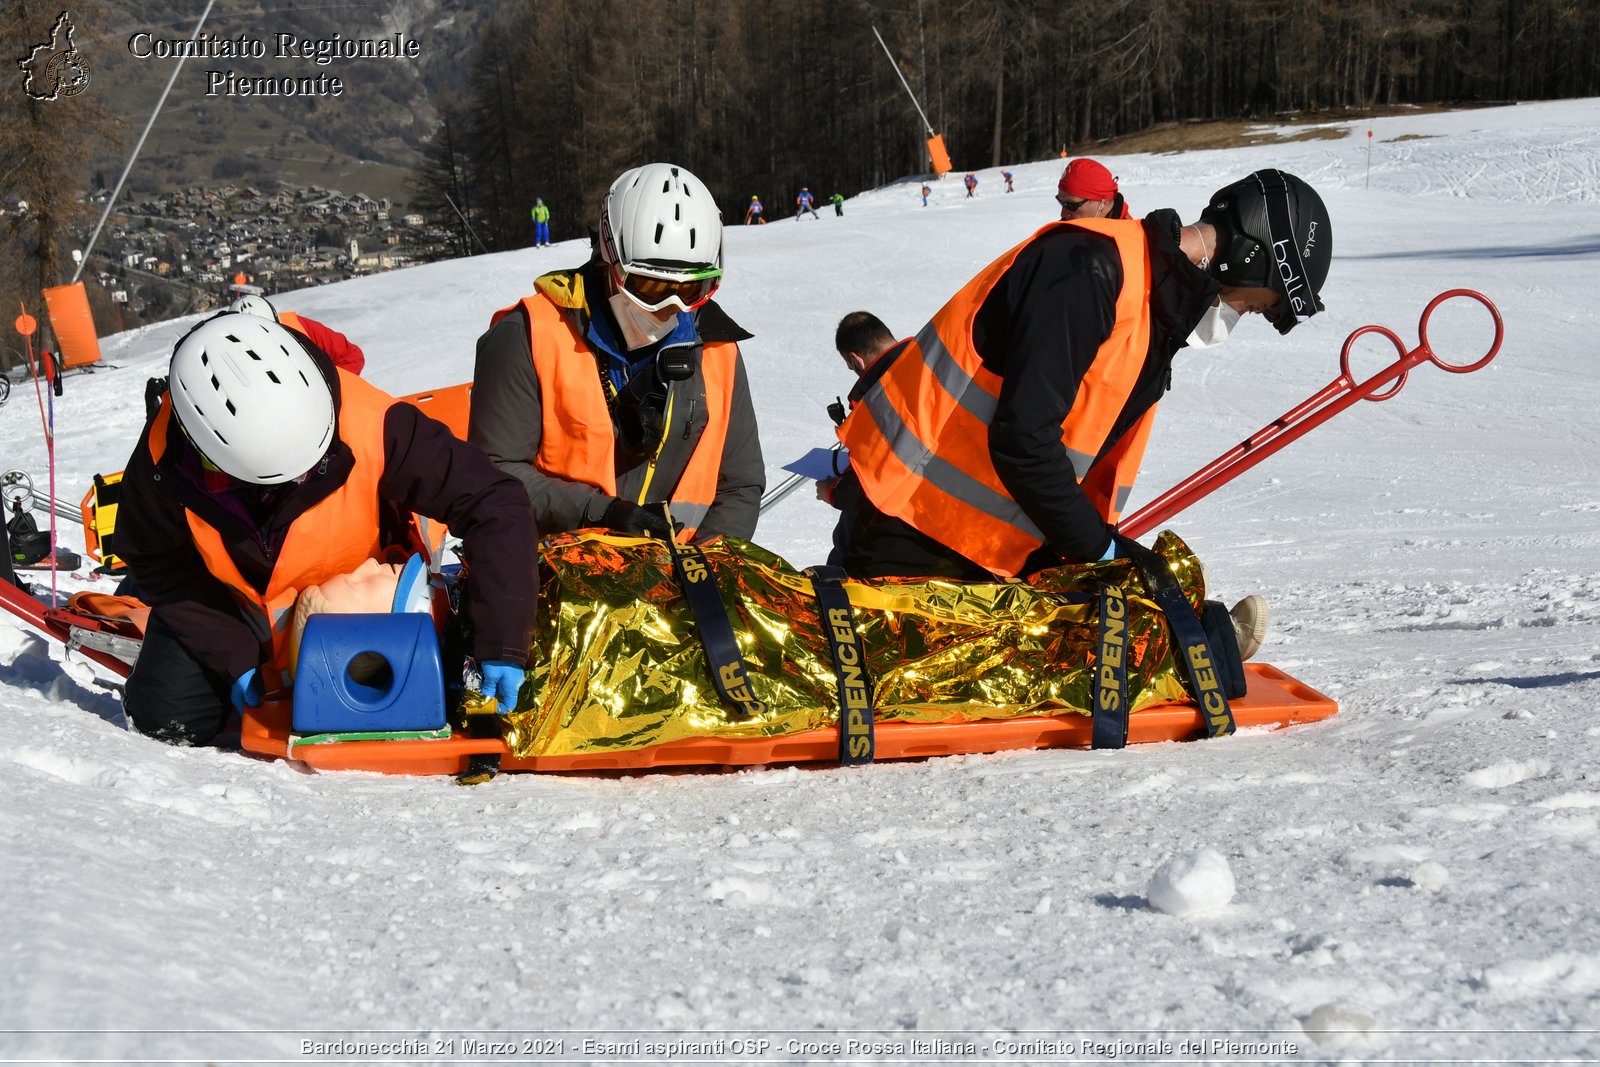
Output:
[599, 163, 724, 313]
[229, 294, 278, 320]
[169, 313, 335, 485]
[1200, 169, 1331, 334]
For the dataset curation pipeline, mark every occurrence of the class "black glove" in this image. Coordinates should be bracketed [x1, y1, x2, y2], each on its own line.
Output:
[600, 498, 677, 540]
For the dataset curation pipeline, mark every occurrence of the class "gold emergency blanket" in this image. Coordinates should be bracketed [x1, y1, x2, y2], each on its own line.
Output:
[500, 530, 1207, 758]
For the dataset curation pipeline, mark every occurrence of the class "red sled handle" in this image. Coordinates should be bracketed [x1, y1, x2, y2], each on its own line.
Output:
[0, 577, 134, 679]
[1122, 289, 1504, 540]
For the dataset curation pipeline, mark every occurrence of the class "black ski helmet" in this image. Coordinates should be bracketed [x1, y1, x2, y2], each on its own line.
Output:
[1200, 169, 1331, 334]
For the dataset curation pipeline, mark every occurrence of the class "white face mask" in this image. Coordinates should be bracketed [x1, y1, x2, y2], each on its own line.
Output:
[1185, 300, 1241, 348]
[608, 290, 679, 350]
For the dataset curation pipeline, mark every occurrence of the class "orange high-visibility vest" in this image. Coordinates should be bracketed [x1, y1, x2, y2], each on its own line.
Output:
[277, 310, 308, 336]
[147, 369, 396, 680]
[839, 217, 1155, 577]
[491, 293, 738, 539]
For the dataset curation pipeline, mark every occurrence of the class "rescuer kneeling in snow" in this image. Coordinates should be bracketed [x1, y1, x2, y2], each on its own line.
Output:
[117, 313, 539, 746]
[832, 169, 1333, 659]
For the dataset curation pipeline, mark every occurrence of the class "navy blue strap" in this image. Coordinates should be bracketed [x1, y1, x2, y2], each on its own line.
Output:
[805, 565, 875, 764]
[1115, 536, 1236, 739]
[668, 539, 765, 721]
[1091, 582, 1130, 749]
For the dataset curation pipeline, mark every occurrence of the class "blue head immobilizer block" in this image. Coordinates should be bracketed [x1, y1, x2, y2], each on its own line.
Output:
[292, 613, 446, 734]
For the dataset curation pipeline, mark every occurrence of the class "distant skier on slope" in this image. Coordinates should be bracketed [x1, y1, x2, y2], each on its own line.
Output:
[795, 186, 820, 220]
[531, 197, 552, 246]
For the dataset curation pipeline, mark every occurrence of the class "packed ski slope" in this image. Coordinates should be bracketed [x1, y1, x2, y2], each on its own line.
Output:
[3, 100, 1598, 1062]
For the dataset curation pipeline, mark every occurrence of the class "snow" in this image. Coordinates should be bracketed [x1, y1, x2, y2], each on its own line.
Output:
[4, 99, 1600, 1061]
[1147, 848, 1237, 916]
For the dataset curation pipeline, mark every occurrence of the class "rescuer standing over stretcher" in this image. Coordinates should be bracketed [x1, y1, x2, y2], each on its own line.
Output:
[832, 170, 1331, 655]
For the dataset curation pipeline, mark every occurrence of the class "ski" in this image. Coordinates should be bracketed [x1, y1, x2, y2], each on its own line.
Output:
[13, 550, 84, 572]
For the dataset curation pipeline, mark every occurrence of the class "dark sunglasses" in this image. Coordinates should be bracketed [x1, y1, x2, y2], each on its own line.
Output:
[1055, 194, 1090, 211]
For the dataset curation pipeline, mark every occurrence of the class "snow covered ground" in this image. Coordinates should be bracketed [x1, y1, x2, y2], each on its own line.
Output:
[3, 99, 1598, 1063]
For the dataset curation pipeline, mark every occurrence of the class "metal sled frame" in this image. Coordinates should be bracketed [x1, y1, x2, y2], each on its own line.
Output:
[238, 663, 1337, 776]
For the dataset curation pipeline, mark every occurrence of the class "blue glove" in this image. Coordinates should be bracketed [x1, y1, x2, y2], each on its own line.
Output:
[480, 660, 526, 713]
[230, 668, 263, 713]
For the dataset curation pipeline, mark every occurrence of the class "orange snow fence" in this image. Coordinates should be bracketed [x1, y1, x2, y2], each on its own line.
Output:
[41, 282, 101, 369]
[927, 134, 953, 176]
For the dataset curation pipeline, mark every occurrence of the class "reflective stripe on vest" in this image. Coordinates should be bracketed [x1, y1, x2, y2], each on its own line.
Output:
[839, 217, 1153, 577]
[147, 368, 394, 678]
[491, 294, 736, 540]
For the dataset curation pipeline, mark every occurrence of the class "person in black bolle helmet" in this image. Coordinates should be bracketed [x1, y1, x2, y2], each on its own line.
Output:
[830, 168, 1333, 662]
[1198, 168, 1331, 334]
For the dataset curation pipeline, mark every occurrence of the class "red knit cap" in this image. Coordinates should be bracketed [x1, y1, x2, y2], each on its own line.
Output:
[1058, 158, 1118, 200]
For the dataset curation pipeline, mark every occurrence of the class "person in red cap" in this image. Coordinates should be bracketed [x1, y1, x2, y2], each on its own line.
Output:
[1057, 158, 1130, 220]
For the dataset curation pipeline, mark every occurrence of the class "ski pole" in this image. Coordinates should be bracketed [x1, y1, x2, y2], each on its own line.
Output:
[31, 494, 82, 526]
[1122, 289, 1503, 540]
[42, 348, 61, 602]
[760, 471, 809, 513]
[15, 310, 65, 598]
[2, 469, 82, 526]
[760, 444, 846, 514]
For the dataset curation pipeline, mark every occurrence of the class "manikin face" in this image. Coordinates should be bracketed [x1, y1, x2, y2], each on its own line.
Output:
[303, 558, 403, 614]
[287, 559, 404, 678]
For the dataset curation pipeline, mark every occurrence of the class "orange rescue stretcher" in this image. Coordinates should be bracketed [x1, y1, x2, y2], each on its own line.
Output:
[238, 663, 1337, 777]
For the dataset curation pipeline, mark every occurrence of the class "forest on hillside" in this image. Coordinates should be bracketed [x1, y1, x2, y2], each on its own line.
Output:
[413, 0, 1600, 254]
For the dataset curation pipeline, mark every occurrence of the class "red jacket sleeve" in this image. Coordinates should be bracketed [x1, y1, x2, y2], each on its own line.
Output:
[295, 316, 366, 375]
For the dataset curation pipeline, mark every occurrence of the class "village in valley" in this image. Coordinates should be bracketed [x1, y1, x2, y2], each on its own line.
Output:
[62, 182, 455, 324]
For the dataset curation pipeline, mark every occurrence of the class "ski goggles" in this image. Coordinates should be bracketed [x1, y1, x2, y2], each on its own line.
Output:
[610, 261, 723, 313]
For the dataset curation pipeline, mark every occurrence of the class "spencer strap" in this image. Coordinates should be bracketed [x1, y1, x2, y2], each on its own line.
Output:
[667, 536, 764, 721]
[1091, 582, 1130, 749]
[805, 565, 875, 765]
[1114, 535, 1236, 739]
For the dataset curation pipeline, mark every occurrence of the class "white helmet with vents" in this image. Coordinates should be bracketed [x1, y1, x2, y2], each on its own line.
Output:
[229, 294, 278, 320]
[168, 313, 334, 485]
[599, 162, 724, 313]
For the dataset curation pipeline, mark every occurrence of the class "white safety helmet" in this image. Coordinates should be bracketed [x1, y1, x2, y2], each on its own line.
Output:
[229, 294, 278, 320]
[598, 162, 724, 313]
[168, 313, 335, 485]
